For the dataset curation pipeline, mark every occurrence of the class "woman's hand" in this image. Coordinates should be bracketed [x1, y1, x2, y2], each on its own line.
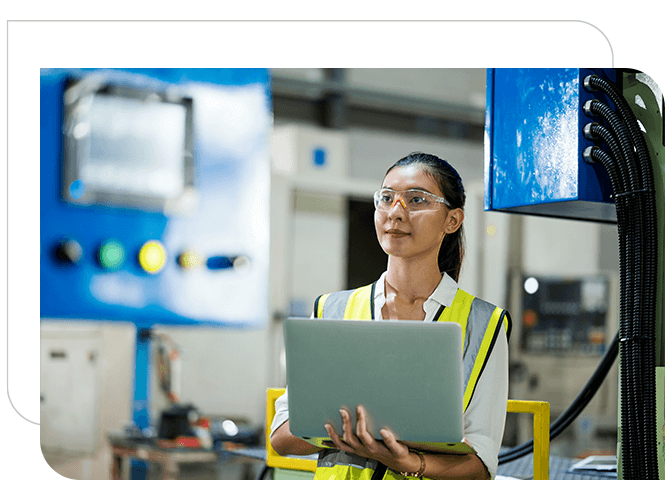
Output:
[324, 406, 491, 479]
[324, 405, 423, 475]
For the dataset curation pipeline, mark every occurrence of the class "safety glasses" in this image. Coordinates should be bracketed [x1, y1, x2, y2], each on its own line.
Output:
[373, 188, 451, 212]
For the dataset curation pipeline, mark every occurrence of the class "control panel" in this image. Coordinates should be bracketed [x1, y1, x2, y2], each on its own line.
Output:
[521, 276, 610, 355]
[40, 69, 271, 327]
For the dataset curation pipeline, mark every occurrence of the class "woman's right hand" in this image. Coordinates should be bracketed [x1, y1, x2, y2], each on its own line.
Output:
[324, 405, 421, 474]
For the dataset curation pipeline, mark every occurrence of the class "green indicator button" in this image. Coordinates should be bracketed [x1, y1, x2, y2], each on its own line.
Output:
[99, 239, 126, 270]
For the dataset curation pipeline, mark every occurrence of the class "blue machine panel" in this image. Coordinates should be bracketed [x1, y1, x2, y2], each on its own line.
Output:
[40, 69, 271, 327]
[485, 68, 618, 223]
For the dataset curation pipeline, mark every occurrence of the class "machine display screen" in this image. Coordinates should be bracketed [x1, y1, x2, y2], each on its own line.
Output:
[522, 276, 610, 355]
[545, 282, 580, 303]
[82, 94, 186, 198]
[62, 79, 195, 212]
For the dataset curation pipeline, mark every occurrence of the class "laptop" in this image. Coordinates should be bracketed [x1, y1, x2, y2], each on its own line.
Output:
[283, 317, 474, 454]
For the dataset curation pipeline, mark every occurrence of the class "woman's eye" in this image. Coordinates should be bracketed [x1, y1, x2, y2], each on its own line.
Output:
[409, 196, 427, 205]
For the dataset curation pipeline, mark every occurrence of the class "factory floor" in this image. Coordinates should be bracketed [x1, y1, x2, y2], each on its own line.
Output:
[43, 446, 617, 480]
[497, 449, 616, 480]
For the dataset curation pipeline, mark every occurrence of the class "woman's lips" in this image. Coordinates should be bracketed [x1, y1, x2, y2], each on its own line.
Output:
[387, 229, 410, 236]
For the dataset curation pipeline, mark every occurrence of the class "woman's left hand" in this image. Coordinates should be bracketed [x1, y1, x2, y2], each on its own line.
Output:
[324, 405, 422, 474]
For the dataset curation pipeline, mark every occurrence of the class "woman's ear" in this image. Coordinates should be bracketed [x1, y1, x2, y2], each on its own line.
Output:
[444, 208, 464, 235]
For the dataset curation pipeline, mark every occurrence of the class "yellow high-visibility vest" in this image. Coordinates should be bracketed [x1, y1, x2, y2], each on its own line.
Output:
[312, 282, 510, 480]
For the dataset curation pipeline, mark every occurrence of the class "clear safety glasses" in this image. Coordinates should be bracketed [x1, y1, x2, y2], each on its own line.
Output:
[373, 188, 451, 212]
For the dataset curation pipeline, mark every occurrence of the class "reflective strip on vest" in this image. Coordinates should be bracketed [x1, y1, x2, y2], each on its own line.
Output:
[462, 300, 507, 411]
[435, 291, 509, 411]
[315, 283, 374, 320]
[315, 449, 424, 480]
[315, 449, 376, 480]
[315, 292, 331, 319]
[312, 283, 510, 480]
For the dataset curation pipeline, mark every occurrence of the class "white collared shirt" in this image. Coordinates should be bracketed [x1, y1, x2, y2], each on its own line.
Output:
[271, 272, 509, 478]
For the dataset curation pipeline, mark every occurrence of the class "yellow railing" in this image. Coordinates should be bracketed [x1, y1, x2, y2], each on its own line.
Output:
[266, 388, 550, 479]
[266, 388, 317, 472]
[506, 399, 550, 480]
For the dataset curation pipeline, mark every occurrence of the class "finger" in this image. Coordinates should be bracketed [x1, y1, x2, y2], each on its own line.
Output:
[324, 423, 355, 453]
[380, 428, 408, 456]
[340, 409, 362, 448]
[355, 406, 379, 449]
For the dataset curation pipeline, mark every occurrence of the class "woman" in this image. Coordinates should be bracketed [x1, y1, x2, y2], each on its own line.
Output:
[271, 152, 510, 480]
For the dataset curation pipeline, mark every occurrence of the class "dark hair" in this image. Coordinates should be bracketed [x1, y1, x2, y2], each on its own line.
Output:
[385, 152, 466, 282]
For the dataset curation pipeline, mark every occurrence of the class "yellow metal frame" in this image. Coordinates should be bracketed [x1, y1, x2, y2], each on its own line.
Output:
[266, 389, 550, 480]
[266, 388, 317, 472]
[506, 399, 550, 480]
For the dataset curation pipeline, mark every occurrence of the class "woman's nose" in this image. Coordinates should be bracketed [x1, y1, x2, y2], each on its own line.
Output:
[387, 197, 407, 218]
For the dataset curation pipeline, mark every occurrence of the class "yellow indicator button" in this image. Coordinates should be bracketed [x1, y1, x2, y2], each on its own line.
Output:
[178, 250, 202, 269]
[138, 240, 167, 274]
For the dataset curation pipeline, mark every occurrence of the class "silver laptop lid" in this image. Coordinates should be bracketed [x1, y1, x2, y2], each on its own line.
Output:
[284, 318, 470, 452]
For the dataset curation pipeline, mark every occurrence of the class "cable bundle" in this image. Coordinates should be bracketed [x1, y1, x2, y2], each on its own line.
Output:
[499, 74, 659, 480]
[581, 74, 659, 480]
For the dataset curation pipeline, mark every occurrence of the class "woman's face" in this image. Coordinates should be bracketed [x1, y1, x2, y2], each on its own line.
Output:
[374, 164, 461, 263]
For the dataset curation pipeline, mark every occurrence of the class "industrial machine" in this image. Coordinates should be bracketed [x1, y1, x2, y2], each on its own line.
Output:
[485, 68, 664, 479]
[40, 68, 272, 478]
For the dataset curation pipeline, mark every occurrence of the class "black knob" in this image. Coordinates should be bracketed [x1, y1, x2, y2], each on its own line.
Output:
[54, 239, 83, 264]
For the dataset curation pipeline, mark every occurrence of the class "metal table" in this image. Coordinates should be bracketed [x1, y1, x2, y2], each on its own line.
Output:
[108, 432, 218, 480]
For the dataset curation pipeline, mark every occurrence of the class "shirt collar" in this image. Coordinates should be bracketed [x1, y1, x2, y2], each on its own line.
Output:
[374, 271, 460, 310]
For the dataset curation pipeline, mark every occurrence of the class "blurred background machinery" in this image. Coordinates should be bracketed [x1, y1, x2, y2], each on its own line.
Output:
[40, 68, 272, 479]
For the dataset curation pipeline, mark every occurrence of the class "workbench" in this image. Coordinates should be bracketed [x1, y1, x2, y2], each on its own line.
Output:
[108, 432, 219, 480]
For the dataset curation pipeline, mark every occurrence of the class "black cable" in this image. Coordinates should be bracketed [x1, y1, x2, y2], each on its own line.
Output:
[582, 124, 625, 193]
[583, 100, 640, 179]
[548, 333, 619, 436]
[498, 332, 620, 464]
[583, 146, 620, 192]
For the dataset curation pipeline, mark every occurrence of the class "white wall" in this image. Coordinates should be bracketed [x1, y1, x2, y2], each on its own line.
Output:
[523, 216, 602, 276]
[289, 192, 348, 316]
[459, 182, 515, 307]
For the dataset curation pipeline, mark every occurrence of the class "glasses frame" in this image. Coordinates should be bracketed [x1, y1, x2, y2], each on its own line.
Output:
[373, 188, 452, 212]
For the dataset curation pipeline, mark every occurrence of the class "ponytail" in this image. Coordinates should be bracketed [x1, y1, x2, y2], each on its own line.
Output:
[438, 228, 465, 282]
